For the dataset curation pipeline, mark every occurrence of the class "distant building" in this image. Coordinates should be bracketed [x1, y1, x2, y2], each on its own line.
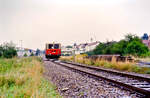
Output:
[85, 42, 100, 52]
[61, 46, 73, 56]
[75, 41, 100, 54]
[142, 33, 149, 40]
[16, 47, 36, 57]
[75, 43, 87, 54]
[142, 40, 150, 49]
[142, 33, 150, 49]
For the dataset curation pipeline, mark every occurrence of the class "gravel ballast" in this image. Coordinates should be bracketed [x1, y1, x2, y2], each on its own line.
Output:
[43, 60, 143, 98]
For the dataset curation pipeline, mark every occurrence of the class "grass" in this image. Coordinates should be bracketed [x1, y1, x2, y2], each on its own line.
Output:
[0, 57, 61, 98]
[135, 57, 150, 62]
[60, 55, 150, 74]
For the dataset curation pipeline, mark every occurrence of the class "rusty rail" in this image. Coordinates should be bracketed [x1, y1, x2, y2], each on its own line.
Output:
[52, 60, 150, 97]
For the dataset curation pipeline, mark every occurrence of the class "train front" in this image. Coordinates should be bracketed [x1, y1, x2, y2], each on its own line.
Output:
[45, 43, 61, 59]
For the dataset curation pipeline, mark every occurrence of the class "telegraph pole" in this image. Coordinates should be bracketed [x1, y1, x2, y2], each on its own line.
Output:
[73, 43, 76, 62]
[19, 40, 23, 57]
[20, 40, 22, 50]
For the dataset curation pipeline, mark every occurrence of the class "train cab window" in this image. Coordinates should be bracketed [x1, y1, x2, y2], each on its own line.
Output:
[54, 44, 59, 49]
[49, 44, 53, 49]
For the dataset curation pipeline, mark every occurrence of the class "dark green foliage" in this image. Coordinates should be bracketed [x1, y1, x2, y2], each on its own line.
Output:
[86, 51, 95, 56]
[126, 40, 149, 56]
[36, 49, 40, 56]
[0, 46, 3, 57]
[30, 52, 34, 56]
[24, 53, 27, 57]
[66, 45, 73, 48]
[0, 42, 17, 58]
[93, 34, 150, 57]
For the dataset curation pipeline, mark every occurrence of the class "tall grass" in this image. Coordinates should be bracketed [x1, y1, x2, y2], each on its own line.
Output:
[0, 57, 61, 98]
[60, 55, 150, 74]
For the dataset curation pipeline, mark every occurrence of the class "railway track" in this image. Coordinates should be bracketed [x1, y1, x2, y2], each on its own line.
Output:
[51, 59, 150, 97]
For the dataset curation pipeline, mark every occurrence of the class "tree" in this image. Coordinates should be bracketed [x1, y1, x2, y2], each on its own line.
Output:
[125, 34, 141, 42]
[86, 51, 95, 56]
[30, 52, 34, 56]
[66, 45, 73, 48]
[126, 40, 149, 56]
[93, 43, 105, 54]
[0, 46, 3, 57]
[92, 34, 150, 57]
[24, 53, 27, 57]
[36, 49, 40, 56]
[142, 33, 149, 40]
[111, 40, 128, 55]
[1, 42, 17, 58]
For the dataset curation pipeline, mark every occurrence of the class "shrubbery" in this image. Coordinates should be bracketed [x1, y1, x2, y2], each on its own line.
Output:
[93, 34, 149, 57]
[0, 42, 17, 58]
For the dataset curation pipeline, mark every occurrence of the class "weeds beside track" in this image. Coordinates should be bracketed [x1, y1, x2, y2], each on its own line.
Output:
[0, 57, 61, 98]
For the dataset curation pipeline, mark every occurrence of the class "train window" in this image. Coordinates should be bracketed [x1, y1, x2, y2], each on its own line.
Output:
[54, 44, 59, 49]
[49, 44, 53, 49]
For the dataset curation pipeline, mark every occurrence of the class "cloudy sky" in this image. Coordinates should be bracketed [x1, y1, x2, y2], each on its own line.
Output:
[0, 0, 150, 49]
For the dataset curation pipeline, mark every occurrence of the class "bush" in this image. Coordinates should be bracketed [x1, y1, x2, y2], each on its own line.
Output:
[30, 52, 34, 56]
[24, 53, 27, 57]
[0, 42, 17, 58]
[126, 40, 149, 57]
[93, 34, 150, 57]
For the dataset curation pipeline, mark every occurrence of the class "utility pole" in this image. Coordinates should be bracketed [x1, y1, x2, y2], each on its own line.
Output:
[19, 40, 22, 50]
[73, 43, 76, 62]
[19, 40, 23, 57]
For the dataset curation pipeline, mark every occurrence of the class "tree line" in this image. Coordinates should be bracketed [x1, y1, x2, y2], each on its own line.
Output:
[87, 34, 150, 57]
[0, 42, 17, 58]
[0, 42, 42, 58]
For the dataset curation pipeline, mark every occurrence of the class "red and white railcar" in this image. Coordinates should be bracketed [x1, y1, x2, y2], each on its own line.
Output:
[45, 43, 61, 59]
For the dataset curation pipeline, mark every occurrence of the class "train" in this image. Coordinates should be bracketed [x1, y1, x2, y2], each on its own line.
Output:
[45, 43, 61, 59]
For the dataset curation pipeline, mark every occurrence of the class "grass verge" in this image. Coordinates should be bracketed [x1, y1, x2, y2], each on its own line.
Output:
[0, 57, 61, 98]
[60, 55, 150, 74]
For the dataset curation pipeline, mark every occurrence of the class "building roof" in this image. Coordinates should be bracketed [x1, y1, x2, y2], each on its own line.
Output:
[75, 41, 100, 49]
[87, 41, 100, 46]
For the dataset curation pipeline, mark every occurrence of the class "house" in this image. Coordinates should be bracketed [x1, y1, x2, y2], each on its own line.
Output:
[142, 40, 150, 49]
[85, 41, 100, 52]
[61, 46, 73, 56]
[75, 43, 87, 54]
[142, 33, 150, 49]
[16, 47, 36, 57]
[74, 41, 100, 54]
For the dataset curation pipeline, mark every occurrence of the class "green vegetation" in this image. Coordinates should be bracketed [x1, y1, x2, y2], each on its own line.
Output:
[92, 34, 150, 57]
[60, 55, 150, 74]
[66, 45, 73, 48]
[30, 52, 34, 56]
[24, 53, 27, 57]
[0, 42, 17, 58]
[0, 57, 61, 98]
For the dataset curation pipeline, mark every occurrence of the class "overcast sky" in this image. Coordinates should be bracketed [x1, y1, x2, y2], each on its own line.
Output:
[0, 0, 150, 50]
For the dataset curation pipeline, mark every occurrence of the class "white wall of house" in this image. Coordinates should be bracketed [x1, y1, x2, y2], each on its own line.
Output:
[85, 43, 99, 52]
[17, 50, 31, 57]
[17, 48, 36, 57]
[75, 42, 99, 54]
[61, 46, 73, 56]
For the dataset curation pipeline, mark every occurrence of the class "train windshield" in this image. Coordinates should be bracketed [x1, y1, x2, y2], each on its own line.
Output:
[54, 44, 59, 49]
[48, 44, 53, 49]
